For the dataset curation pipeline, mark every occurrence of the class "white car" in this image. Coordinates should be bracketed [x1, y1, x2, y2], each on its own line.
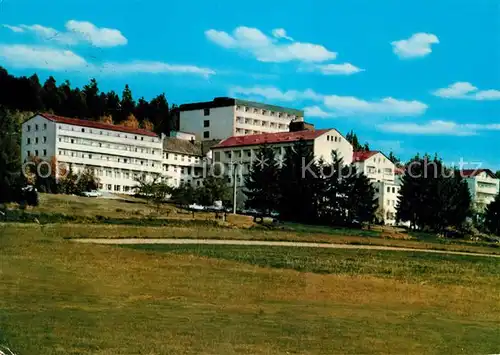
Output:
[82, 190, 102, 197]
[188, 203, 205, 211]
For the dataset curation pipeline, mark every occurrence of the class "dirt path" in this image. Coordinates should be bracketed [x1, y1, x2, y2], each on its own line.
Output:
[71, 238, 500, 258]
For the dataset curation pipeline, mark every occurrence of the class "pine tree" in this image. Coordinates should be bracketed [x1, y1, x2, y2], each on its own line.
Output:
[119, 84, 135, 122]
[485, 194, 500, 235]
[41, 76, 62, 113]
[0, 107, 22, 202]
[342, 166, 377, 225]
[83, 78, 101, 119]
[244, 144, 280, 215]
[149, 93, 170, 134]
[105, 90, 121, 120]
[388, 151, 400, 165]
[278, 140, 316, 223]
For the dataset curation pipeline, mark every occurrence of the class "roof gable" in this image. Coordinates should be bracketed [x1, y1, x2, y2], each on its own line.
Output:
[214, 129, 330, 149]
[461, 169, 497, 178]
[353, 151, 380, 162]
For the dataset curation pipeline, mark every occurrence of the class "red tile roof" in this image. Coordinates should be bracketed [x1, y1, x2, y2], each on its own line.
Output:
[37, 113, 159, 138]
[461, 169, 496, 178]
[352, 150, 380, 162]
[214, 129, 331, 149]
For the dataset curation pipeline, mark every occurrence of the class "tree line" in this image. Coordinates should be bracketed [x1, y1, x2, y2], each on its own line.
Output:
[0, 66, 176, 134]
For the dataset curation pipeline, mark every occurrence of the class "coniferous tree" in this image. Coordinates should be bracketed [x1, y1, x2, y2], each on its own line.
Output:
[0, 107, 22, 202]
[105, 90, 121, 120]
[278, 140, 316, 223]
[495, 171, 500, 179]
[388, 151, 401, 165]
[346, 130, 370, 152]
[342, 166, 377, 225]
[485, 194, 500, 235]
[244, 144, 280, 215]
[119, 84, 135, 122]
[83, 78, 101, 119]
[41, 76, 62, 113]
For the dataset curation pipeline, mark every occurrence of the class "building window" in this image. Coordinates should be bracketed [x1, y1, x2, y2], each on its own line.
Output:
[43, 149, 47, 156]
[124, 158, 128, 163]
[204, 120, 210, 128]
[35, 124, 39, 131]
[27, 150, 31, 156]
[392, 187, 396, 193]
[43, 136, 47, 143]
[387, 187, 391, 193]
[43, 123, 47, 130]
[135, 136, 137, 140]
[27, 125, 31, 132]
[71, 139, 74, 144]
[27, 138, 30, 145]
[107, 184, 112, 190]
[35, 150, 39, 156]
[141, 137, 143, 141]
[197, 181, 201, 186]
[81, 128, 85, 132]
[35, 137, 38, 144]
[204, 108, 210, 116]
[203, 131, 210, 139]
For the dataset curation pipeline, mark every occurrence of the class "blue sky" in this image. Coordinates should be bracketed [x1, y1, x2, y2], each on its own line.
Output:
[1, 0, 499, 169]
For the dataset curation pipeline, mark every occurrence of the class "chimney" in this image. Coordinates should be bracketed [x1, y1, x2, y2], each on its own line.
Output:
[289, 120, 315, 132]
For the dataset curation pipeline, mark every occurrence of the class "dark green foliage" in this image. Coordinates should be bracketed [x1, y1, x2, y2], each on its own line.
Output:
[342, 166, 378, 225]
[484, 194, 500, 235]
[171, 183, 198, 206]
[346, 130, 370, 152]
[397, 155, 471, 231]
[0, 107, 22, 203]
[388, 151, 401, 165]
[58, 166, 100, 196]
[244, 144, 280, 215]
[0, 66, 176, 133]
[279, 140, 317, 223]
[495, 171, 500, 179]
[197, 174, 232, 207]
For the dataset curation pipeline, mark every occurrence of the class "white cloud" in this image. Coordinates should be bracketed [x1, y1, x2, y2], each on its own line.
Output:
[323, 95, 428, 116]
[2, 24, 25, 33]
[230, 86, 322, 102]
[0, 44, 214, 77]
[5, 20, 127, 47]
[100, 61, 215, 77]
[391, 33, 439, 59]
[432, 82, 500, 101]
[206, 26, 337, 63]
[304, 106, 337, 118]
[0, 44, 87, 70]
[378, 120, 500, 135]
[315, 63, 364, 75]
[272, 28, 293, 41]
[65, 20, 127, 47]
[230, 86, 428, 116]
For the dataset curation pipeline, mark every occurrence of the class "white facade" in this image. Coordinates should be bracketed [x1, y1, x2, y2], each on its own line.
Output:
[21, 114, 163, 194]
[211, 129, 353, 187]
[464, 170, 500, 211]
[353, 151, 400, 225]
[179, 98, 304, 141]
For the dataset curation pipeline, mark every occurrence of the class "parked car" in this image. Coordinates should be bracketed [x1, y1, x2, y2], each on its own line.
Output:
[82, 190, 102, 197]
[188, 203, 205, 211]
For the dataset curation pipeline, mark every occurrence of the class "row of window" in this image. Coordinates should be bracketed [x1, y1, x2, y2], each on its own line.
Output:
[235, 106, 298, 120]
[163, 152, 201, 164]
[26, 150, 47, 157]
[326, 135, 341, 143]
[367, 167, 393, 175]
[235, 117, 289, 130]
[386, 186, 400, 194]
[26, 137, 47, 145]
[163, 164, 203, 175]
[26, 123, 47, 131]
[58, 124, 160, 143]
[58, 149, 161, 168]
[58, 136, 159, 154]
[99, 184, 135, 193]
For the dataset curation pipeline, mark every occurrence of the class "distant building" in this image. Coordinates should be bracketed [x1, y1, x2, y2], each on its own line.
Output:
[461, 169, 500, 211]
[211, 128, 353, 187]
[162, 136, 219, 188]
[353, 151, 400, 225]
[21, 113, 163, 194]
[179, 97, 304, 141]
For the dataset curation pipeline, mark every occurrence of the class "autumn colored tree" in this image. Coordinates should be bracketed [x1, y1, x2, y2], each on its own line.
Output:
[99, 115, 113, 124]
[142, 119, 154, 131]
[120, 114, 139, 129]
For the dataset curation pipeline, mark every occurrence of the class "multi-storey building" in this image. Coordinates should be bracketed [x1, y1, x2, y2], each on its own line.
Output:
[353, 151, 400, 225]
[179, 97, 304, 140]
[461, 169, 500, 211]
[162, 136, 219, 188]
[21, 113, 163, 194]
[211, 127, 353, 187]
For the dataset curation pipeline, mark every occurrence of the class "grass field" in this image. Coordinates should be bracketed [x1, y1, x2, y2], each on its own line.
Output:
[1, 223, 500, 354]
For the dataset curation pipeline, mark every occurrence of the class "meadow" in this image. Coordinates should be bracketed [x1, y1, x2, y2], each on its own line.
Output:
[1, 194, 499, 354]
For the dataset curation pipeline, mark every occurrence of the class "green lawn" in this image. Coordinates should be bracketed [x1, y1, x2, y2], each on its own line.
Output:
[1, 223, 500, 354]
